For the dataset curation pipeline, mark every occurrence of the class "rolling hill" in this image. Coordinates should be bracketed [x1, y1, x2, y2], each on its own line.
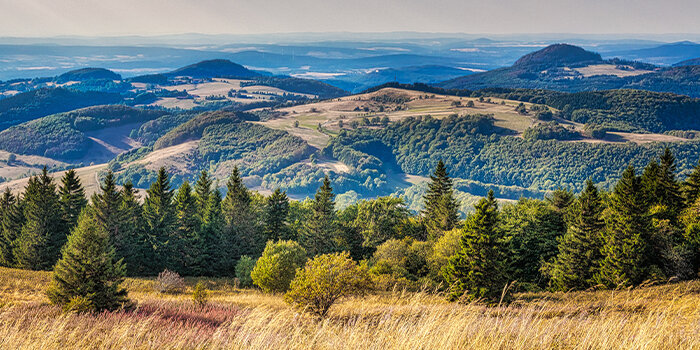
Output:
[608, 41, 700, 66]
[55, 68, 122, 83]
[0, 87, 122, 130]
[165, 59, 262, 79]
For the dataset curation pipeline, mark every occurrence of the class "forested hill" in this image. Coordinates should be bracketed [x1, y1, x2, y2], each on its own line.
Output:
[55, 68, 122, 83]
[438, 44, 700, 98]
[479, 88, 700, 133]
[0, 88, 122, 130]
[0, 105, 166, 159]
[165, 59, 262, 79]
[512, 44, 603, 69]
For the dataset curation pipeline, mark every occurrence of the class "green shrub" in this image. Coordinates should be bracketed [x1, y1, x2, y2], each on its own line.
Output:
[192, 282, 209, 308]
[285, 252, 372, 317]
[251, 240, 307, 293]
[235, 256, 256, 288]
[63, 295, 94, 314]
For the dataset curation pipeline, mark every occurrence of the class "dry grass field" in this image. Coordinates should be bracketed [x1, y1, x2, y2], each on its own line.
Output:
[1, 267, 698, 349]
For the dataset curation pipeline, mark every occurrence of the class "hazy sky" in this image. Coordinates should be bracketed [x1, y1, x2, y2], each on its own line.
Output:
[1, 0, 698, 37]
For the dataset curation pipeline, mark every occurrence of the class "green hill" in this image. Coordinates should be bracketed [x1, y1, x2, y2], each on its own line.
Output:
[166, 59, 261, 79]
[55, 68, 122, 83]
[0, 105, 165, 159]
[0, 87, 123, 130]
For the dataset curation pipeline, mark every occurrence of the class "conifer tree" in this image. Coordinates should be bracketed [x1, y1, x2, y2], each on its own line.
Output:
[14, 168, 66, 270]
[422, 160, 459, 238]
[222, 166, 262, 266]
[192, 171, 220, 275]
[546, 187, 575, 213]
[595, 166, 652, 287]
[92, 171, 123, 241]
[173, 181, 200, 274]
[264, 188, 291, 241]
[0, 189, 21, 267]
[658, 148, 683, 219]
[58, 169, 87, 231]
[302, 175, 340, 256]
[443, 190, 505, 303]
[204, 188, 226, 275]
[548, 179, 605, 291]
[142, 167, 176, 274]
[682, 160, 700, 206]
[118, 181, 147, 276]
[46, 211, 129, 312]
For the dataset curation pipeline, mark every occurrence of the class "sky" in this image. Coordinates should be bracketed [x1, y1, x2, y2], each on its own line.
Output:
[0, 0, 699, 37]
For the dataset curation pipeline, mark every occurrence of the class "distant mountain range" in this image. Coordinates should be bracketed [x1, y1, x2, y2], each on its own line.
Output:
[607, 41, 700, 65]
[438, 44, 700, 97]
[164, 59, 261, 79]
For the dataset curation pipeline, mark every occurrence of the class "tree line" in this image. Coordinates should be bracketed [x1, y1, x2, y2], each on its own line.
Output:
[1, 149, 699, 310]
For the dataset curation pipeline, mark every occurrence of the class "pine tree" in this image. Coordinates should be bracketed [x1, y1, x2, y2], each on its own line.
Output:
[682, 160, 700, 205]
[443, 191, 505, 303]
[142, 167, 176, 274]
[222, 166, 262, 266]
[46, 211, 130, 312]
[192, 171, 220, 275]
[264, 188, 290, 241]
[173, 181, 200, 274]
[422, 160, 459, 238]
[204, 189, 226, 275]
[658, 148, 683, 219]
[58, 169, 87, 231]
[546, 187, 575, 213]
[302, 175, 340, 256]
[548, 179, 605, 291]
[118, 181, 147, 276]
[595, 166, 652, 287]
[0, 189, 21, 266]
[14, 168, 66, 270]
[92, 171, 123, 242]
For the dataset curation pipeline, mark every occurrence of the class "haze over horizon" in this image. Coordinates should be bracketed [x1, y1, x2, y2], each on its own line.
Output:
[1, 0, 699, 38]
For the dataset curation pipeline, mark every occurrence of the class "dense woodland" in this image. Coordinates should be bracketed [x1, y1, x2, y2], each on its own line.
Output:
[1, 148, 700, 310]
[327, 114, 700, 192]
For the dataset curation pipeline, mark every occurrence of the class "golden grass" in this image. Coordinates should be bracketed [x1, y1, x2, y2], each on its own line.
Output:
[1, 267, 699, 349]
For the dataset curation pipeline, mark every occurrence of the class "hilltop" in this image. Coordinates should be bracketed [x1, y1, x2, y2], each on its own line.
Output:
[512, 44, 602, 68]
[55, 67, 122, 83]
[165, 59, 262, 79]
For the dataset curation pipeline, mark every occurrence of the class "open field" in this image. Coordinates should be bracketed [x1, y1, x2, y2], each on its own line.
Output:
[1, 267, 698, 349]
[573, 64, 654, 78]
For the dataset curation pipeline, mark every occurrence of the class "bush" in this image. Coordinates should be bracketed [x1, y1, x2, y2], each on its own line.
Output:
[235, 256, 256, 288]
[192, 282, 209, 308]
[154, 269, 186, 294]
[251, 240, 307, 293]
[63, 296, 94, 314]
[285, 252, 372, 317]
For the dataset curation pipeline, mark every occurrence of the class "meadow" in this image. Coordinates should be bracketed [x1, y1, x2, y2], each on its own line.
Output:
[1, 267, 698, 349]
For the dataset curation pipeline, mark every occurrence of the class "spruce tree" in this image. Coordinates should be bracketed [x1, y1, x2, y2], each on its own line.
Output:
[142, 167, 176, 274]
[302, 175, 340, 256]
[192, 171, 220, 275]
[443, 190, 505, 303]
[595, 166, 652, 287]
[46, 211, 129, 312]
[548, 179, 605, 291]
[264, 188, 290, 241]
[222, 166, 262, 266]
[92, 171, 123, 241]
[58, 169, 87, 231]
[14, 168, 66, 270]
[422, 160, 459, 238]
[118, 181, 147, 276]
[658, 148, 683, 219]
[204, 188, 226, 275]
[173, 181, 200, 274]
[682, 160, 700, 206]
[0, 189, 21, 266]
